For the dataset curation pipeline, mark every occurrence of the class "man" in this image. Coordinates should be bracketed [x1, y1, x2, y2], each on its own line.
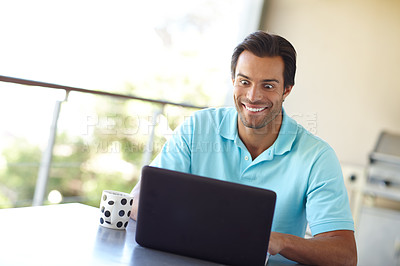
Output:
[130, 31, 357, 265]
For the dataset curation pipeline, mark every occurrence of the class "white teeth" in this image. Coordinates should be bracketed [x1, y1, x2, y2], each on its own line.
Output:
[245, 105, 266, 112]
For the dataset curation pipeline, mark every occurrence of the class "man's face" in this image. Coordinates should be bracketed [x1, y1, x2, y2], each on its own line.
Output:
[232, 50, 292, 131]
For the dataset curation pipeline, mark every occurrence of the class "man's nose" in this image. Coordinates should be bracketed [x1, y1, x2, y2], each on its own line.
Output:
[246, 85, 262, 102]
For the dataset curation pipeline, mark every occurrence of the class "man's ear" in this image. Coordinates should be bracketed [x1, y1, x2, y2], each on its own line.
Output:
[283, 85, 293, 101]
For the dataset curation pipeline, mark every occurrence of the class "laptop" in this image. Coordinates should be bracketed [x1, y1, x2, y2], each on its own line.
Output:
[135, 166, 276, 266]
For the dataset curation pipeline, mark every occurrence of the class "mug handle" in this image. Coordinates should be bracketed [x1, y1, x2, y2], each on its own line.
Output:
[101, 193, 115, 225]
[107, 198, 117, 224]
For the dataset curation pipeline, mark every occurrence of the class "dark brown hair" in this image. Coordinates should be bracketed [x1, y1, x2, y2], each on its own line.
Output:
[231, 31, 297, 88]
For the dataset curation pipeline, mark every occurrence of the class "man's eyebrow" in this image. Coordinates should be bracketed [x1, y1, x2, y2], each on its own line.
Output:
[236, 73, 279, 83]
[236, 73, 251, 80]
[262, 79, 279, 83]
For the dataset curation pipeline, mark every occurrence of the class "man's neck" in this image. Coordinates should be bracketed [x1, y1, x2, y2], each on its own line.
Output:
[238, 113, 283, 160]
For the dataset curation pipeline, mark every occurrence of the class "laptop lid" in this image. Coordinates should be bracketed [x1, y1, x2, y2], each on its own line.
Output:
[135, 166, 276, 266]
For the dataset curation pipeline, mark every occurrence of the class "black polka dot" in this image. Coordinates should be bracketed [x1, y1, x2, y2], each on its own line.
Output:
[105, 221, 111, 224]
[101, 206, 105, 213]
[119, 210, 125, 217]
[108, 200, 114, 205]
[117, 222, 123, 228]
[100, 218, 104, 224]
[130, 199, 133, 206]
[127, 211, 131, 217]
[124, 222, 128, 228]
[121, 198, 127, 205]
[105, 210, 111, 217]
[103, 195, 107, 201]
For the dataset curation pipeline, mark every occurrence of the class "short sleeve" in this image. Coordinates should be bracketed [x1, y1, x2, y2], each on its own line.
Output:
[306, 147, 355, 236]
[150, 115, 193, 173]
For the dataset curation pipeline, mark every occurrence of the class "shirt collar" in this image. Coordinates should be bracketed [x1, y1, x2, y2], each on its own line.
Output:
[273, 108, 298, 156]
[218, 107, 238, 140]
[218, 107, 298, 156]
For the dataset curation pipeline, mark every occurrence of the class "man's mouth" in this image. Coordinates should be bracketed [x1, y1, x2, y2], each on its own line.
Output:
[243, 104, 268, 112]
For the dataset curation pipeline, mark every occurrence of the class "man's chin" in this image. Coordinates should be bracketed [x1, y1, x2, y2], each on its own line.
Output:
[238, 115, 266, 130]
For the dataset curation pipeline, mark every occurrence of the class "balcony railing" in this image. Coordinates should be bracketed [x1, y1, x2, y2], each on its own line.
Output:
[0, 75, 207, 207]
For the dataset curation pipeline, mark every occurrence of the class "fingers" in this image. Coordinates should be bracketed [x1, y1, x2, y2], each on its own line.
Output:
[130, 197, 139, 220]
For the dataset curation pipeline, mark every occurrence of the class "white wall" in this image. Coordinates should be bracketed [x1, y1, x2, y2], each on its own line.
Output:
[262, 0, 400, 166]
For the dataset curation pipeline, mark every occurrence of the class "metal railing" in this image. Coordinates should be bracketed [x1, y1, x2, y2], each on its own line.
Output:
[0, 75, 207, 206]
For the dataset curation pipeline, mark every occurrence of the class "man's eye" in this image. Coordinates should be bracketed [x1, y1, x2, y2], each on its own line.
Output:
[240, 80, 249, 85]
[264, 84, 273, 89]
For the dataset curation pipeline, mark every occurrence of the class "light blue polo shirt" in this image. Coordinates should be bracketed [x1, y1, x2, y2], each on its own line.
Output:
[150, 107, 354, 237]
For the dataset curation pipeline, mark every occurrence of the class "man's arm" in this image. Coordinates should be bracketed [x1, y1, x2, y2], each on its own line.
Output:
[268, 230, 357, 266]
[129, 180, 140, 220]
[129, 115, 194, 221]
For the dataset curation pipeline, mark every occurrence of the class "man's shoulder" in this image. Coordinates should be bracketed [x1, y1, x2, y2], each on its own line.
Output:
[194, 106, 236, 117]
[192, 107, 236, 124]
[284, 113, 333, 156]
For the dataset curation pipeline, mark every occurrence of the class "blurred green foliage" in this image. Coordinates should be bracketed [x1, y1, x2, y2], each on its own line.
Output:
[0, 93, 199, 209]
[0, 138, 41, 208]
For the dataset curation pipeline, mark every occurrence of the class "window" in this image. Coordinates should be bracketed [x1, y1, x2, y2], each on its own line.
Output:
[0, 0, 264, 207]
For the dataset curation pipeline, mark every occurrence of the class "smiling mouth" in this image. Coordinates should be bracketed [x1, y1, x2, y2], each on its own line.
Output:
[243, 104, 268, 112]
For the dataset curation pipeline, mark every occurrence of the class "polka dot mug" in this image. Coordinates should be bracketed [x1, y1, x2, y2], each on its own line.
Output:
[99, 190, 134, 230]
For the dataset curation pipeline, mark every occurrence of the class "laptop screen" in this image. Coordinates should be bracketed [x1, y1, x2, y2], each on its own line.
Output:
[135, 166, 276, 266]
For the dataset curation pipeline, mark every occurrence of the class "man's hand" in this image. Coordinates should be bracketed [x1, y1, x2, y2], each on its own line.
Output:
[129, 180, 140, 220]
[268, 232, 287, 256]
[268, 230, 357, 266]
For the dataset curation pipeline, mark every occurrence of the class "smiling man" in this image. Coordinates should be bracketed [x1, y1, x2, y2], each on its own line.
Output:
[131, 31, 357, 265]
[233, 51, 290, 159]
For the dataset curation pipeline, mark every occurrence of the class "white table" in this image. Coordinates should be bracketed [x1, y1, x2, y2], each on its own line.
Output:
[0, 203, 299, 265]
